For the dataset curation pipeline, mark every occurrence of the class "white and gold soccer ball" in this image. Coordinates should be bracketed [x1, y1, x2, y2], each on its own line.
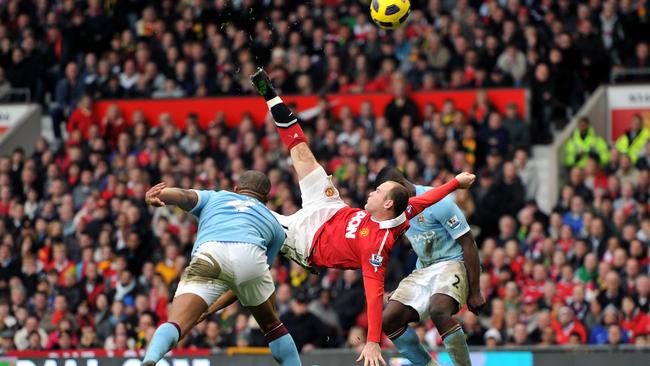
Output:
[369, 0, 411, 30]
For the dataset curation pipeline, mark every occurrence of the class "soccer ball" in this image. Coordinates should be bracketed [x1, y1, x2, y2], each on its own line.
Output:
[369, 0, 411, 30]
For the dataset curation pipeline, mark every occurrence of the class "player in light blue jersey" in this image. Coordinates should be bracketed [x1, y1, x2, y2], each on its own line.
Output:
[141, 171, 301, 366]
[377, 168, 485, 366]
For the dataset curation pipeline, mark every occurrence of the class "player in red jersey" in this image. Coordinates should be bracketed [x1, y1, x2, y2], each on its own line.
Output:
[251, 68, 476, 366]
[204, 69, 475, 366]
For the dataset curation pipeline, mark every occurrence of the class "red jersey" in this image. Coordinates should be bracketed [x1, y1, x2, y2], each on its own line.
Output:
[309, 179, 460, 342]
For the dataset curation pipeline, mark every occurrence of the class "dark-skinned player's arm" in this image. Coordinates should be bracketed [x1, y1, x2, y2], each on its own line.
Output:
[405, 173, 475, 220]
[196, 290, 238, 324]
[145, 183, 199, 212]
[457, 231, 485, 314]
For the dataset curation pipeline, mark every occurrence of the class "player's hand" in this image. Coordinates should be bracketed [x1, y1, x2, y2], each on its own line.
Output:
[455, 172, 476, 189]
[145, 182, 167, 207]
[196, 311, 209, 325]
[467, 290, 486, 315]
[356, 342, 386, 366]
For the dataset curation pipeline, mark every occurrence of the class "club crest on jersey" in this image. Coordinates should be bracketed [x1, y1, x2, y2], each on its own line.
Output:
[359, 228, 369, 237]
[370, 253, 383, 272]
[417, 215, 425, 223]
[324, 187, 335, 197]
[446, 215, 460, 229]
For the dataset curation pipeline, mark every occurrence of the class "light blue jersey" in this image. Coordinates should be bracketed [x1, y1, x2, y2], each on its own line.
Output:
[406, 185, 470, 268]
[189, 190, 285, 265]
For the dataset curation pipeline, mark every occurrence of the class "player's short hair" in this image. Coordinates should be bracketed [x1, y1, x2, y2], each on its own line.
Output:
[375, 167, 406, 189]
[238, 170, 271, 200]
[376, 167, 416, 198]
[387, 182, 409, 217]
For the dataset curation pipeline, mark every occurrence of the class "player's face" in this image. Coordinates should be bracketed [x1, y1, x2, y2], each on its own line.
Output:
[365, 181, 394, 213]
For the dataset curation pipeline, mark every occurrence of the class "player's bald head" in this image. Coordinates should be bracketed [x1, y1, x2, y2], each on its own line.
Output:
[236, 170, 271, 202]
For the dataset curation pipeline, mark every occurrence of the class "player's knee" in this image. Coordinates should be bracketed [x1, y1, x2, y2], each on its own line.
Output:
[428, 295, 456, 323]
[382, 314, 400, 335]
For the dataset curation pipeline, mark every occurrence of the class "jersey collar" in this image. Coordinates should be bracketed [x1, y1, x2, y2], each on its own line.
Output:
[372, 212, 407, 229]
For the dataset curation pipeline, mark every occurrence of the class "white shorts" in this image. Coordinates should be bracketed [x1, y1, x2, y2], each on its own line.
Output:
[274, 167, 346, 268]
[390, 260, 468, 320]
[174, 242, 274, 307]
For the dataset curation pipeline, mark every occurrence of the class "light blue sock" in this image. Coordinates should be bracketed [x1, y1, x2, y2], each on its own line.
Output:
[143, 322, 180, 363]
[443, 327, 471, 366]
[268, 333, 302, 365]
[391, 327, 432, 366]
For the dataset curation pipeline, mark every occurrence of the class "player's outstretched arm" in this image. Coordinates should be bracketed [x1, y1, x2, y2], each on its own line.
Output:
[250, 68, 321, 180]
[359, 270, 388, 366]
[196, 290, 238, 324]
[458, 232, 485, 315]
[405, 172, 475, 219]
[145, 183, 198, 212]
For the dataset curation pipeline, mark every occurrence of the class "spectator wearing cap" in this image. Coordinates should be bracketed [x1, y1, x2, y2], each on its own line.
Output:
[564, 117, 610, 168]
[484, 328, 502, 347]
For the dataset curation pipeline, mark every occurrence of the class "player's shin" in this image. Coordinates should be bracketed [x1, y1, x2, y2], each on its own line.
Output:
[388, 326, 432, 366]
[265, 323, 302, 365]
[441, 324, 471, 366]
[142, 322, 181, 364]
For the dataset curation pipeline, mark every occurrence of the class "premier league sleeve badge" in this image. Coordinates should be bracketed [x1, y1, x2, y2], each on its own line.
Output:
[370, 253, 383, 272]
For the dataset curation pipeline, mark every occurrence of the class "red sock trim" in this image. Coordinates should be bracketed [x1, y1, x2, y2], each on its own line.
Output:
[264, 323, 289, 342]
[440, 324, 462, 340]
[277, 123, 307, 150]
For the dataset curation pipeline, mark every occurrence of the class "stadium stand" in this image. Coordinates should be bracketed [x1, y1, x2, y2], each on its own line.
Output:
[1, 0, 650, 355]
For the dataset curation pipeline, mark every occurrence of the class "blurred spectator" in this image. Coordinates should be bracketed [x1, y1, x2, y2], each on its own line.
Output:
[280, 290, 334, 352]
[615, 114, 650, 164]
[565, 117, 610, 168]
[52, 62, 85, 140]
[0, 67, 10, 102]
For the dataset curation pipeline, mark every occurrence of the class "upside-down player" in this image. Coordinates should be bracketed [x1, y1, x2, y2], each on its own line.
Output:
[216, 69, 474, 366]
[376, 167, 485, 366]
[140, 171, 301, 366]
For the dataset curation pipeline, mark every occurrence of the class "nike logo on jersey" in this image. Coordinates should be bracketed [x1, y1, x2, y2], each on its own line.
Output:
[345, 211, 368, 238]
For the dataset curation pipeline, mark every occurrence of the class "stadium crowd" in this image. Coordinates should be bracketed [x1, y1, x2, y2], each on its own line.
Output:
[1, 0, 650, 356]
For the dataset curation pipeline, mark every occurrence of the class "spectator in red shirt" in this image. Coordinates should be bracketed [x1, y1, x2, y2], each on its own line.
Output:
[67, 95, 97, 140]
[44, 244, 76, 287]
[552, 306, 587, 344]
[620, 296, 650, 343]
